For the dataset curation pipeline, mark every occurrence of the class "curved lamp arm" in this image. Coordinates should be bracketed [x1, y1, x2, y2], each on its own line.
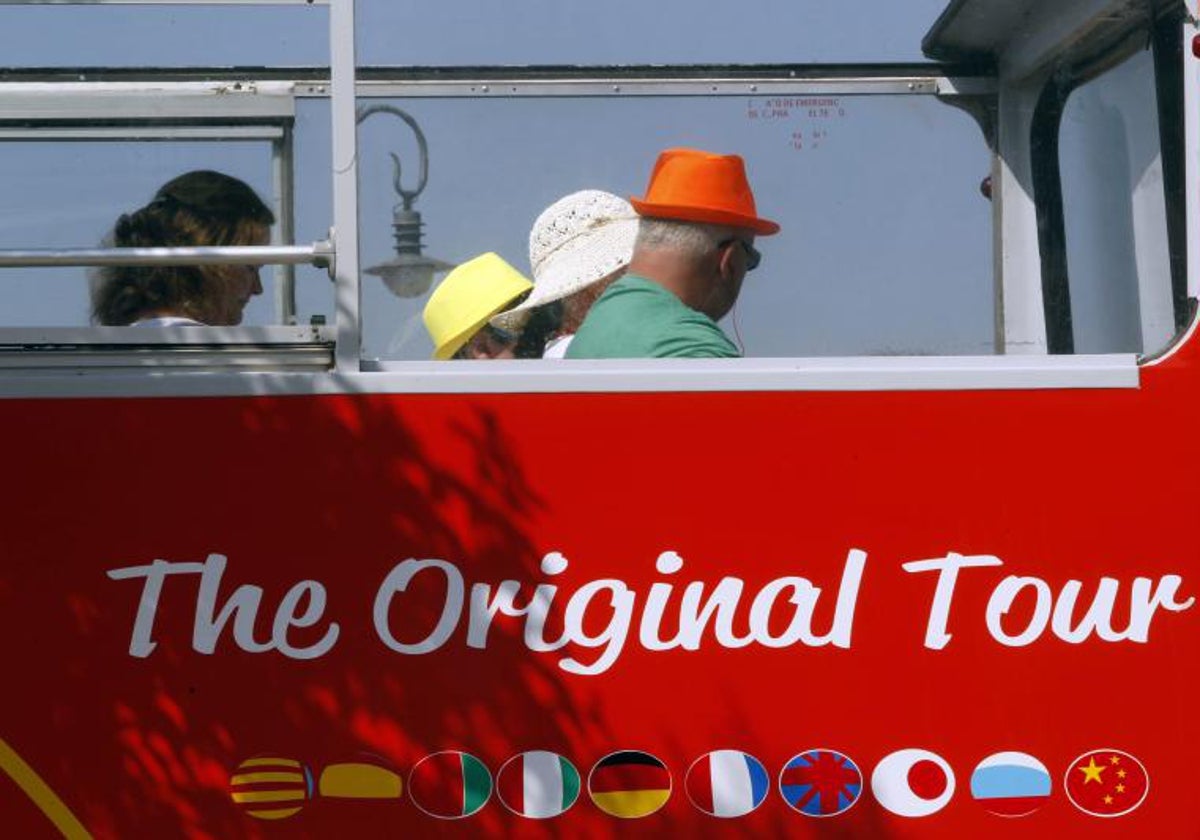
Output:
[355, 104, 430, 210]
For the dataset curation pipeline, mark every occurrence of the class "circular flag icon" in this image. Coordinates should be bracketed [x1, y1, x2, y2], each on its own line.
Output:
[779, 749, 862, 817]
[587, 750, 672, 819]
[970, 752, 1051, 817]
[1064, 749, 1148, 817]
[229, 756, 312, 821]
[408, 750, 492, 819]
[317, 758, 403, 801]
[496, 751, 581, 819]
[871, 748, 955, 818]
[685, 750, 770, 818]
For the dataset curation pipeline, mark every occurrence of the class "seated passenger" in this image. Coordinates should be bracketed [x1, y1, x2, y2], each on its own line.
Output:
[566, 148, 779, 359]
[492, 190, 637, 358]
[423, 252, 533, 360]
[90, 170, 274, 326]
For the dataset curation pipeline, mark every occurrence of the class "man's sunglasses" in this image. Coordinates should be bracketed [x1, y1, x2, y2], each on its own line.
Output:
[719, 238, 761, 271]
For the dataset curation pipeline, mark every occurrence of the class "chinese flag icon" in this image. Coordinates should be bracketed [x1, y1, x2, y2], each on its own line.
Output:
[1064, 749, 1148, 817]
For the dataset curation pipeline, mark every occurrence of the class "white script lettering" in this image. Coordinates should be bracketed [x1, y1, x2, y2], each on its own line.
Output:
[106, 554, 339, 659]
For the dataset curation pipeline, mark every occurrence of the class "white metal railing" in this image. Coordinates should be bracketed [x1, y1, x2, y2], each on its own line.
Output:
[0, 244, 332, 269]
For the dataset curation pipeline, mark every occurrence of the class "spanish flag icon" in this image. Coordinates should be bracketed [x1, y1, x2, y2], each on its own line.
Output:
[318, 760, 404, 800]
[587, 750, 672, 818]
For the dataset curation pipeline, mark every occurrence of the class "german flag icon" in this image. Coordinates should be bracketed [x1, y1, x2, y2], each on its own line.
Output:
[588, 750, 672, 819]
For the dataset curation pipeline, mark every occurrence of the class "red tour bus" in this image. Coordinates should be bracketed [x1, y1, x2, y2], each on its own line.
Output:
[0, 0, 1197, 836]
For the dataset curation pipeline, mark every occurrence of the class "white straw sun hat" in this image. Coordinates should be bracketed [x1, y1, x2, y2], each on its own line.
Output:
[493, 189, 637, 329]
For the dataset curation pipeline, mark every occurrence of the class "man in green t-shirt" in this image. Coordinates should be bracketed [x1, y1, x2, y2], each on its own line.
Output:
[567, 147, 780, 359]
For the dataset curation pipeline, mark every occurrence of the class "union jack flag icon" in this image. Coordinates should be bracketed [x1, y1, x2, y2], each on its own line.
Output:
[780, 749, 862, 817]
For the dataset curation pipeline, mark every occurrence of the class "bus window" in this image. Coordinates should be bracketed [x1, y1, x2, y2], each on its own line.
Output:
[1057, 46, 1175, 355]
[0, 141, 300, 328]
[356, 92, 993, 361]
[0, 88, 336, 330]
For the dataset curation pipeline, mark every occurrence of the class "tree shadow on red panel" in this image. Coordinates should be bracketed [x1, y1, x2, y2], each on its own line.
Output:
[0, 393, 893, 839]
[0, 394, 615, 838]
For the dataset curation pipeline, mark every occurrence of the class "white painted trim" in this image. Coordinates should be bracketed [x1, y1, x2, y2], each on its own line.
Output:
[339, 76, 996, 100]
[0, 126, 284, 141]
[1141, 306, 1198, 366]
[329, 0, 361, 371]
[0, 325, 330, 344]
[0, 354, 1139, 400]
[1185, 16, 1200, 301]
[0, 82, 296, 121]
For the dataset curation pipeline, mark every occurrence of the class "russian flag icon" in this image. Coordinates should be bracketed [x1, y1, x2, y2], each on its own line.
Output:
[970, 752, 1052, 817]
[685, 750, 770, 818]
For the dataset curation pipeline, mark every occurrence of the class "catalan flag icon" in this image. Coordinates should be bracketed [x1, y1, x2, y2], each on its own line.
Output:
[588, 750, 672, 819]
[408, 751, 492, 819]
[229, 756, 313, 821]
[496, 750, 581, 819]
[318, 760, 403, 800]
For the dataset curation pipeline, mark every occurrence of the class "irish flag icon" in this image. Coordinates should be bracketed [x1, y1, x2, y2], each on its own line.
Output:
[970, 752, 1052, 817]
[685, 750, 770, 818]
[495, 751, 581, 819]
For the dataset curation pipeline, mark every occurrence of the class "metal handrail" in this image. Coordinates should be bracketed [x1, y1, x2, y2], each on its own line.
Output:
[0, 241, 333, 270]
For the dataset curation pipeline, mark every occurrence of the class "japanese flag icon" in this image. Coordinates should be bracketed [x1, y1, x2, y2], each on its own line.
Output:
[871, 748, 955, 817]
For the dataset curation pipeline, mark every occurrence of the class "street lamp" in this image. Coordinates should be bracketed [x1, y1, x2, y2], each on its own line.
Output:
[356, 104, 454, 297]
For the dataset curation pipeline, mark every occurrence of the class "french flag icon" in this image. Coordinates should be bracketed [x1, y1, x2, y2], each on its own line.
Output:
[685, 750, 771, 818]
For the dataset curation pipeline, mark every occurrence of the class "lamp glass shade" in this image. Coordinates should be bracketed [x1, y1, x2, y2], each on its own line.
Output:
[366, 253, 455, 298]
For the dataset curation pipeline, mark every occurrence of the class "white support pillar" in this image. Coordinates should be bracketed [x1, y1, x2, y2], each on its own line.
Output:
[271, 125, 297, 326]
[329, 0, 361, 370]
[995, 75, 1052, 354]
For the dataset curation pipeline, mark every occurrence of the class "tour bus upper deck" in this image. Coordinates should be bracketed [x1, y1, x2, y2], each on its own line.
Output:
[0, 0, 1189, 386]
[1, 3, 1199, 836]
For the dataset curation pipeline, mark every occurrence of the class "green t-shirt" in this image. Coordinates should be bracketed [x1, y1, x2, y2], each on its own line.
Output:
[565, 275, 740, 359]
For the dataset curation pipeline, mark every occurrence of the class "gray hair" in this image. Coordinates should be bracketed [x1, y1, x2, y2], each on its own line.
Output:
[634, 218, 738, 259]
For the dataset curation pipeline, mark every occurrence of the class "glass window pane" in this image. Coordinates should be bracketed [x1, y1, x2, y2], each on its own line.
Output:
[0, 139, 332, 327]
[355, 94, 993, 360]
[1060, 48, 1172, 355]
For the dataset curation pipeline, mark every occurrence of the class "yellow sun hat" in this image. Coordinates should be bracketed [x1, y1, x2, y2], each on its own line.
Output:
[423, 252, 533, 360]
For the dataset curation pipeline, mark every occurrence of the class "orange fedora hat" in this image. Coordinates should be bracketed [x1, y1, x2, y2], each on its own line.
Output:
[629, 147, 780, 235]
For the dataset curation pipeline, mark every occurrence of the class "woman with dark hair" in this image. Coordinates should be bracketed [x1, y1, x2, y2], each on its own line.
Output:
[91, 170, 275, 326]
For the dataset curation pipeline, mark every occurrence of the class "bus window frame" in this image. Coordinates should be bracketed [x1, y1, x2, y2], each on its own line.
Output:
[0, 79, 306, 325]
[1029, 5, 1190, 356]
[0, 65, 1005, 372]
